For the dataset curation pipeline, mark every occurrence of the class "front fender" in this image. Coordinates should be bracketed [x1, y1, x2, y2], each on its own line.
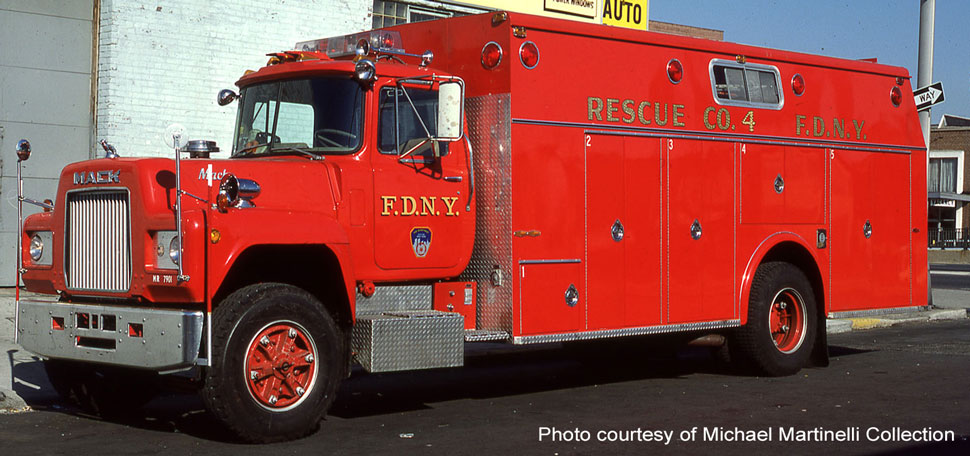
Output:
[206, 209, 355, 314]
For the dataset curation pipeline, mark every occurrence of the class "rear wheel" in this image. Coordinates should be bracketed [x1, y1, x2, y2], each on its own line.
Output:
[201, 283, 344, 443]
[732, 262, 817, 376]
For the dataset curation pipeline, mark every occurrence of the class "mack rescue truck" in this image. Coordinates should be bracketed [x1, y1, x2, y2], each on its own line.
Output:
[14, 11, 927, 442]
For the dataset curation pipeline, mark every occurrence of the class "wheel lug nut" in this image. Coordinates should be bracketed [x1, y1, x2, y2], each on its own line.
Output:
[250, 370, 258, 380]
[305, 354, 314, 363]
[288, 328, 297, 338]
[779, 302, 787, 310]
[296, 386, 305, 396]
[782, 325, 789, 332]
[268, 395, 278, 405]
[260, 336, 270, 346]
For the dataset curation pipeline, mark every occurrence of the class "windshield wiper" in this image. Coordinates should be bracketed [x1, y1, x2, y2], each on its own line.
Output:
[234, 142, 270, 157]
[270, 146, 324, 160]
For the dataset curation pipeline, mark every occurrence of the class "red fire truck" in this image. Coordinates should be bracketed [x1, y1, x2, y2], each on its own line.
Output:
[14, 11, 926, 442]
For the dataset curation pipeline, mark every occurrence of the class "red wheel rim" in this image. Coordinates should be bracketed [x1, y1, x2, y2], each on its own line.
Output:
[768, 288, 806, 354]
[244, 321, 318, 411]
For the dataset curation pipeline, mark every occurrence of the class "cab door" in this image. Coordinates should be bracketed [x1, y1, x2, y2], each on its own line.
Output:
[371, 83, 469, 270]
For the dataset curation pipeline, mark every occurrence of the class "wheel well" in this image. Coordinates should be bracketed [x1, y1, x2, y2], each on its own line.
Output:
[759, 241, 829, 367]
[212, 245, 352, 330]
[760, 242, 824, 311]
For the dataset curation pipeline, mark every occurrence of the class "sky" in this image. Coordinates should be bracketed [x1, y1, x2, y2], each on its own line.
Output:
[650, 0, 969, 124]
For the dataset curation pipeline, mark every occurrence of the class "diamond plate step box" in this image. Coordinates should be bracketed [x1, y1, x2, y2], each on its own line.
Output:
[352, 310, 463, 373]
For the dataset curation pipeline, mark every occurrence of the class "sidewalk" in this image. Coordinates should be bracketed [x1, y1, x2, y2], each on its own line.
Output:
[0, 289, 56, 414]
[1, 287, 967, 413]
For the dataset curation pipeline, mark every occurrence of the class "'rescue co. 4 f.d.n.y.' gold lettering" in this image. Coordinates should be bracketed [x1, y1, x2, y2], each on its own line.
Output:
[588, 97, 687, 127]
[381, 196, 460, 217]
[795, 115, 867, 140]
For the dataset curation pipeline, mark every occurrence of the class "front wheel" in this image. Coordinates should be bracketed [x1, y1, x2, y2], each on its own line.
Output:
[732, 262, 817, 376]
[201, 283, 344, 443]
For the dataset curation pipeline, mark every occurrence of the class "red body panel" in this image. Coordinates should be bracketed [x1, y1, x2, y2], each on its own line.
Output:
[392, 12, 926, 338]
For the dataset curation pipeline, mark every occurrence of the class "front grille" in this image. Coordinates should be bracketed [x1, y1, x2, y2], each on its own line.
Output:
[65, 190, 132, 292]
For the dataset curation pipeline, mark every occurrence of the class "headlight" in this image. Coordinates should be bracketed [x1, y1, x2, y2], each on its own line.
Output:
[217, 174, 260, 212]
[169, 236, 180, 265]
[29, 234, 44, 262]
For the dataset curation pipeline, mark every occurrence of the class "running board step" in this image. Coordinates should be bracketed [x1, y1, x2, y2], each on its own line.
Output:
[352, 310, 463, 373]
[464, 330, 509, 342]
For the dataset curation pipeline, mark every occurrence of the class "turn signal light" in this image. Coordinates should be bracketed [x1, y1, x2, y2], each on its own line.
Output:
[482, 42, 502, 69]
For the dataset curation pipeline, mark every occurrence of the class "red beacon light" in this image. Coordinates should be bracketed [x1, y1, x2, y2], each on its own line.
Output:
[791, 74, 805, 96]
[482, 41, 503, 69]
[519, 41, 539, 69]
[890, 86, 902, 107]
[666, 59, 683, 84]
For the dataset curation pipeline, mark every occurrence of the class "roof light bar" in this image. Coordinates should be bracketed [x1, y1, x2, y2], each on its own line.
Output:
[296, 31, 405, 59]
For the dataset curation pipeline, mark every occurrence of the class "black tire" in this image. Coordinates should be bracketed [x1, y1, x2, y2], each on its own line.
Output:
[732, 262, 817, 377]
[201, 283, 344, 443]
[44, 359, 159, 418]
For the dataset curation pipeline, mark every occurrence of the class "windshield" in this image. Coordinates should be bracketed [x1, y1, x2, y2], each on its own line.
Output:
[233, 77, 363, 157]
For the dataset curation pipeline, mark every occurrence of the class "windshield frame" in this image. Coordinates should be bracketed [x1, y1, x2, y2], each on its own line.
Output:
[231, 76, 366, 158]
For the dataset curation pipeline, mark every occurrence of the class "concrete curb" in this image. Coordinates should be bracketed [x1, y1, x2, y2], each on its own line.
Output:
[0, 387, 30, 414]
[826, 319, 854, 335]
[828, 308, 968, 334]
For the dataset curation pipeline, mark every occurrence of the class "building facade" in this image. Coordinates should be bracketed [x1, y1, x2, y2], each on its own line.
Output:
[928, 123, 970, 248]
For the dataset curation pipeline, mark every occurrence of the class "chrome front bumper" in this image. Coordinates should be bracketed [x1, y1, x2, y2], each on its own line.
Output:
[16, 298, 204, 371]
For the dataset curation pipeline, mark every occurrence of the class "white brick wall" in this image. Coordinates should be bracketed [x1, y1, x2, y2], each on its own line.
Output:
[97, 0, 370, 158]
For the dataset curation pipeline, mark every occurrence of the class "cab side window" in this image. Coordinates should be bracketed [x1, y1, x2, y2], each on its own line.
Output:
[378, 86, 448, 157]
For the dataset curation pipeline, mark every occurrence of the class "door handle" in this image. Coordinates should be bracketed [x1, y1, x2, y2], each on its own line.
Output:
[444, 176, 463, 182]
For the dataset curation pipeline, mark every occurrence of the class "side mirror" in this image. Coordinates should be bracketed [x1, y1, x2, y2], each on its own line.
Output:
[437, 81, 463, 140]
[217, 89, 238, 106]
[16, 139, 31, 161]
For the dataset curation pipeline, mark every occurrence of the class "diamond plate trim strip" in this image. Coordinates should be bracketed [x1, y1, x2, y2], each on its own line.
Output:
[457, 94, 513, 333]
[355, 285, 433, 317]
[464, 330, 510, 342]
[512, 319, 742, 344]
[827, 306, 929, 319]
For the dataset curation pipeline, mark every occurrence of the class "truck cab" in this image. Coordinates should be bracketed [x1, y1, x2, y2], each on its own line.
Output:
[16, 29, 473, 442]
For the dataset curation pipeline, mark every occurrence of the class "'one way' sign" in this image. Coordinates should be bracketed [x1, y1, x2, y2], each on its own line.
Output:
[914, 82, 945, 111]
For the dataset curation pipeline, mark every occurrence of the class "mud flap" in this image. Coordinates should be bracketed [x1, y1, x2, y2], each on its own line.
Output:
[810, 314, 830, 367]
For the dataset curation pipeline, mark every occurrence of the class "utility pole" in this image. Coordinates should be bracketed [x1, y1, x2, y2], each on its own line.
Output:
[918, 0, 935, 306]
[918, 0, 935, 143]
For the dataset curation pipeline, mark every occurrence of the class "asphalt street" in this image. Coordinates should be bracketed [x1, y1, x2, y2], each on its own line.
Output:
[0, 319, 967, 455]
[930, 263, 970, 291]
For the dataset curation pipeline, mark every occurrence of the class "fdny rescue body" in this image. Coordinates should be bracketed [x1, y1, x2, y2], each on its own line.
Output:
[14, 12, 927, 442]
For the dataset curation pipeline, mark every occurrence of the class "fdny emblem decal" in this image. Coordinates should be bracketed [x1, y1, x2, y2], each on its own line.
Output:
[74, 170, 120, 185]
[410, 227, 432, 258]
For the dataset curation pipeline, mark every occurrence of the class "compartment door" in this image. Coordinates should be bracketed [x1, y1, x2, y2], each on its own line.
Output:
[666, 138, 736, 323]
[586, 134, 663, 330]
[831, 150, 911, 311]
[519, 262, 584, 336]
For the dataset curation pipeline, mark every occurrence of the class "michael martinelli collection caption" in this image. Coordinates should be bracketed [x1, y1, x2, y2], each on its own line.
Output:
[538, 426, 956, 445]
